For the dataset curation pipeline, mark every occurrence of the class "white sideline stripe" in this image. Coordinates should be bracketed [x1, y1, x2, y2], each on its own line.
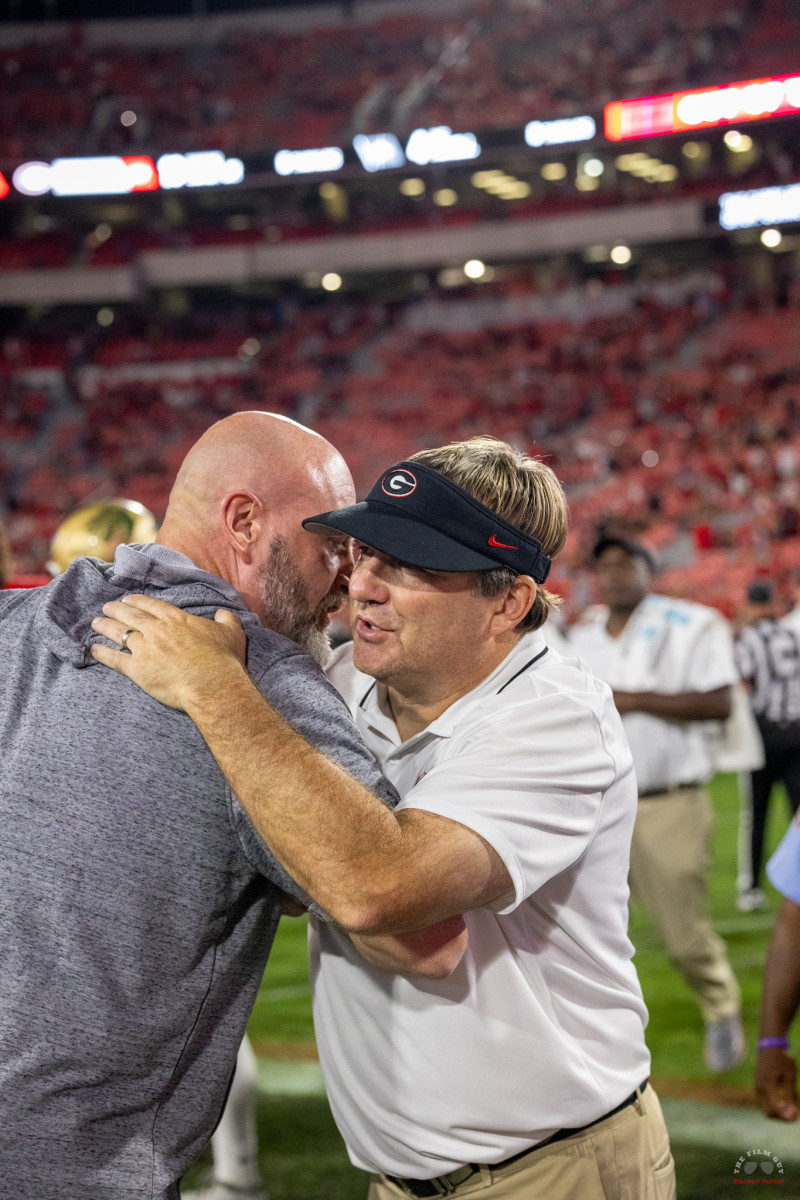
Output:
[256, 1059, 326, 1097]
[660, 1097, 800, 1162]
[714, 915, 777, 935]
[251, 1067, 800, 1161]
[633, 914, 776, 947]
[251, 984, 311, 1006]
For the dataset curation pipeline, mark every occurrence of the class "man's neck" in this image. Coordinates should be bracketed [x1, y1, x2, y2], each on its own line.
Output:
[155, 528, 258, 617]
[385, 640, 519, 742]
[605, 602, 640, 638]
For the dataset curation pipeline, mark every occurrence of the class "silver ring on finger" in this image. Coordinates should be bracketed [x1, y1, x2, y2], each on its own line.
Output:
[120, 627, 137, 652]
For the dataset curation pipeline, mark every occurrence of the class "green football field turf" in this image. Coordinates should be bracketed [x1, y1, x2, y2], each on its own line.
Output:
[183, 773, 799, 1198]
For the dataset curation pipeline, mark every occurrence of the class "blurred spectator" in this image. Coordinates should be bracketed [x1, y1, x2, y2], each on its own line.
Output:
[568, 533, 745, 1072]
[734, 580, 800, 912]
[755, 814, 800, 1123]
[184, 1038, 267, 1200]
[781, 573, 800, 639]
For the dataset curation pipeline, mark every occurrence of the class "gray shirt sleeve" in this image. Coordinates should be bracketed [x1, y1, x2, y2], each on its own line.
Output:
[227, 645, 398, 908]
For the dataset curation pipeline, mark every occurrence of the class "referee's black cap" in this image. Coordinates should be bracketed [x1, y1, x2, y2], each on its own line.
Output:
[747, 579, 774, 605]
[592, 533, 656, 573]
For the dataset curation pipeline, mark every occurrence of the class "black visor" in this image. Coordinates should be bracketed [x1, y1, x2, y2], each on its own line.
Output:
[303, 461, 552, 583]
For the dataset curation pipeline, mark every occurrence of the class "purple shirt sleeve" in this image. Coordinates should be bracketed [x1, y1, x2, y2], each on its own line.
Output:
[766, 815, 800, 905]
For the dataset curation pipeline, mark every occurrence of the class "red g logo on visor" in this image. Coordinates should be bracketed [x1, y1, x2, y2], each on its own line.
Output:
[381, 469, 417, 498]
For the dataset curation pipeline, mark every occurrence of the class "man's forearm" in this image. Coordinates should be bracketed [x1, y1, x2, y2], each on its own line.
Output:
[349, 916, 468, 979]
[760, 898, 800, 1039]
[613, 685, 732, 722]
[756, 897, 800, 1121]
[184, 656, 399, 927]
[183, 659, 507, 934]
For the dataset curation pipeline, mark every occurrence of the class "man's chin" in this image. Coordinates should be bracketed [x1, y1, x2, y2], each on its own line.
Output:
[351, 639, 390, 681]
[302, 625, 334, 668]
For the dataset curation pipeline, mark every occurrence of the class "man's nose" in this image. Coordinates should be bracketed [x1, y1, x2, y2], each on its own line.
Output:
[348, 555, 388, 602]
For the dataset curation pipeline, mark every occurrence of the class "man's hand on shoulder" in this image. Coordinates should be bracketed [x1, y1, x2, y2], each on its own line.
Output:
[91, 594, 247, 711]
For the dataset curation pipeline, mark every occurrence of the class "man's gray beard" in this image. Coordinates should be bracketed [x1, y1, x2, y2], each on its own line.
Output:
[258, 536, 338, 668]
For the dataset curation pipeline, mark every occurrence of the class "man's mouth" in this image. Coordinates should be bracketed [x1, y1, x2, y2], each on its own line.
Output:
[317, 591, 348, 617]
[354, 614, 392, 638]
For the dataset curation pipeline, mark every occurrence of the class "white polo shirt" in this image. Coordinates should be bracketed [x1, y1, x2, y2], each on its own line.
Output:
[782, 607, 800, 640]
[568, 595, 737, 794]
[314, 631, 650, 1179]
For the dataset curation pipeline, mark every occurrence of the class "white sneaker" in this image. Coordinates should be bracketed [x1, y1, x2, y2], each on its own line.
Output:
[182, 1184, 269, 1200]
[736, 888, 766, 912]
[704, 1013, 746, 1072]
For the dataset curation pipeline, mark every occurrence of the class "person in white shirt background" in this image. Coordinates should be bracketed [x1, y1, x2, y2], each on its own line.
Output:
[568, 534, 745, 1074]
[92, 436, 675, 1200]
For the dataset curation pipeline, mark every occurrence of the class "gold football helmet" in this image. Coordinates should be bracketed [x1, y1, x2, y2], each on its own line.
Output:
[48, 499, 157, 575]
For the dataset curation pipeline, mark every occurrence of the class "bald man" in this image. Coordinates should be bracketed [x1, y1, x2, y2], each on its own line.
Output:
[0, 413, 396, 1200]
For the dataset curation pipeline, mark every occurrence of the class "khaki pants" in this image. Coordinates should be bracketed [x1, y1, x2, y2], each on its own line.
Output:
[630, 786, 740, 1022]
[368, 1084, 675, 1200]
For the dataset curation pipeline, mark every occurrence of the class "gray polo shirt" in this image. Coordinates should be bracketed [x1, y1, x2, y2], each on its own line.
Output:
[0, 543, 395, 1199]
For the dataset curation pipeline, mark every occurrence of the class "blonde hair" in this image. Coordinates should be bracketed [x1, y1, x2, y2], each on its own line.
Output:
[408, 437, 567, 632]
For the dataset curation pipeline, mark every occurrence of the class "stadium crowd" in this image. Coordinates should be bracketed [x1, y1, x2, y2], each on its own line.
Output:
[1, 0, 796, 165]
[3, 252, 800, 618]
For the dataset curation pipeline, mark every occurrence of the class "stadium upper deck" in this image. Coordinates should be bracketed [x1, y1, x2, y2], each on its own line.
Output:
[0, 0, 792, 163]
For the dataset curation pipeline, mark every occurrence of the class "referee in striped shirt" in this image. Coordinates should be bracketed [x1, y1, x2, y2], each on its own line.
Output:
[735, 580, 800, 910]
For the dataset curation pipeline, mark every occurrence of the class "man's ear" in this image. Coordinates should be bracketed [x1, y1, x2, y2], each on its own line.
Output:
[490, 575, 537, 634]
[222, 492, 261, 562]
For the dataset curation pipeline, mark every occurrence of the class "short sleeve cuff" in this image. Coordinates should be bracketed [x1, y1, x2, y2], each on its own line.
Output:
[398, 795, 526, 914]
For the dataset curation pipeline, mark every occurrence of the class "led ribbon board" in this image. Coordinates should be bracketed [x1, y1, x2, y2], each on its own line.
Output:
[13, 156, 159, 197]
[11, 152, 244, 197]
[605, 73, 800, 141]
[405, 126, 481, 166]
[719, 182, 800, 230]
[274, 147, 345, 176]
[524, 116, 596, 147]
[353, 133, 406, 172]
